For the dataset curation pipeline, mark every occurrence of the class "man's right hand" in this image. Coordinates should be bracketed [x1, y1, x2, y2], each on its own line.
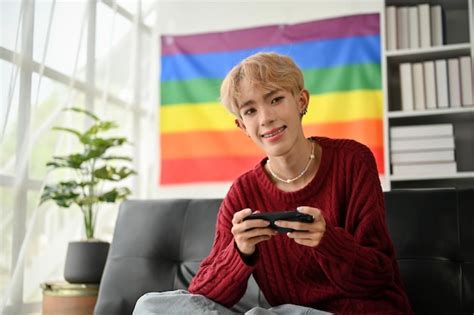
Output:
[231, 208, 277, 256]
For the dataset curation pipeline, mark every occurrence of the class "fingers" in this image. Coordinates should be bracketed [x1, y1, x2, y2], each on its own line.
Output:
[232, 208, 276, 255]
[274, 219, 325, 233]
[297, 206, 323, 221]
[274, 206, 327, 248]
[231, 210, 271, 235]
[232, 208, 252, 224]
[234, 227, 276, 243]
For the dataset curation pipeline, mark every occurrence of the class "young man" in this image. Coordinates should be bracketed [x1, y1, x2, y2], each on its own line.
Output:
[134, 53, 413, 314]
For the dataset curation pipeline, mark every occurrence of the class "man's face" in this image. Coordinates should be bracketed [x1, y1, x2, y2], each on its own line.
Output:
[235, 78, 308, 158]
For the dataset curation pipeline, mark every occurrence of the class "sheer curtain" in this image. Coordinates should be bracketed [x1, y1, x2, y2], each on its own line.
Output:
[0, 0, 158, 313]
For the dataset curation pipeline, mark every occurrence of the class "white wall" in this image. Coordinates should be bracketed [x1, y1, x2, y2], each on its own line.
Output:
[154, 0, 383, 199]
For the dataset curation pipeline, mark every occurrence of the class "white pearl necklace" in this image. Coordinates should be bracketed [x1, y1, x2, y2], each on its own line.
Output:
[267, 140, 315, 184]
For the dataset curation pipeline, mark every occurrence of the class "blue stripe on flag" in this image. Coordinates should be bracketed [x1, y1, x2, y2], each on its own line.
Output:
[161, 35, 380, 82]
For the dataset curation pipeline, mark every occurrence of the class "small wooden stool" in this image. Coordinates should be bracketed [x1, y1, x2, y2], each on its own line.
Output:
[41, 281, 99, 315]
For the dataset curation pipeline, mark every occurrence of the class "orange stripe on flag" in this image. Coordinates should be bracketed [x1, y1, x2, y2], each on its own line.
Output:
[161, 119, 383, 159]
[161, 130, 260, 159]
[303, 119, 383, 147]
[303, 119, 385, 173]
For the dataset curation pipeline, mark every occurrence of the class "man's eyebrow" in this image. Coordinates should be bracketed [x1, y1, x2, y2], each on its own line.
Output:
[263, 89, 281, 101]
[239, 99, 254, 109]
[238, 89, 282, 109]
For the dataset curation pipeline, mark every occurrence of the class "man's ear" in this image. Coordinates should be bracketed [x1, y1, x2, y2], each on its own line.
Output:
[298, 89, 310, 113]
[235, 118, 249, 136]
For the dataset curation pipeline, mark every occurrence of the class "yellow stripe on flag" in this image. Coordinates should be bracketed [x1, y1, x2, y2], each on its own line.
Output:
[161, 90, 382, 134]
[306, 90, 383, 123]
[161, 102, 235, 133]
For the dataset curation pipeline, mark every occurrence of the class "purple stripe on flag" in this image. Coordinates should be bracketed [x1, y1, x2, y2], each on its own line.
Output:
[161, 13, 379, 56]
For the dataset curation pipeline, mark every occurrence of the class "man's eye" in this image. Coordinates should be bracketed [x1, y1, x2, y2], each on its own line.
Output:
[271, 96, 284, 104]
[243, 108, 256, 116]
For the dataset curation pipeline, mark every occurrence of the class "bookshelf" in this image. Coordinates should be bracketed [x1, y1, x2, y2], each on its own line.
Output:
[383, 0, 474, 189]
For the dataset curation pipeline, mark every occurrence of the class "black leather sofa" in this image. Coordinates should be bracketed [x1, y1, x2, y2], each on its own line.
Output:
[94, 189, 474, 315]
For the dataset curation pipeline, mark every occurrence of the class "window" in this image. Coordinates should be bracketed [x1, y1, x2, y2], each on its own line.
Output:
[0, 0, 157, 311]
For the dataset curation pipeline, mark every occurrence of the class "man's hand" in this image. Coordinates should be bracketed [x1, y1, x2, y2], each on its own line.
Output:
[274, 207, 326, 247]
[231, 208, 277, 256]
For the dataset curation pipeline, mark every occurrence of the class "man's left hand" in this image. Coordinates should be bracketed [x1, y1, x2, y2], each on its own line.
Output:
[274, 206, 326, 247]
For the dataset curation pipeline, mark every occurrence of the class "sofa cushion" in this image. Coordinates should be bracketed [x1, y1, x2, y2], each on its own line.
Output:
[94, 199, 269, 315]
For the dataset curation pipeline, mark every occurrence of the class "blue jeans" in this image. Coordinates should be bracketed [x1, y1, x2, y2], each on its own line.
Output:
[133, 290, 332, 315]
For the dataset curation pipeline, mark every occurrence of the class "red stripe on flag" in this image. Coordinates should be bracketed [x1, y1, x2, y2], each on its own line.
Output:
[160, 156, 262, 185]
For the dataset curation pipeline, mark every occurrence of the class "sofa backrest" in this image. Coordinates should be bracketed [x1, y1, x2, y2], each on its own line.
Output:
[384, 189, 474, 314]
[94, 189, 474, 315]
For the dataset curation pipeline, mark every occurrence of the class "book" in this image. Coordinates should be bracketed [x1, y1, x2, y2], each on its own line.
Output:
[459, 56, 473, 106]
[397, 7, 410, 49]
[391, 136, 455, 152]
[400, 63, 414, 111]
[408, 6, 420, 49]
[430, 5, 444, 46]
[435, 59, 449, 108]
[390, 123, 453, 139]
[392, 161, 457, 175]
[418, 4, 431, 47]
[448, 58, 462, 107]
[423, 61, 437, 109]
[386, 6, 397, 51]
[412, 62, 426, 110]
[391, 150, 455, 164]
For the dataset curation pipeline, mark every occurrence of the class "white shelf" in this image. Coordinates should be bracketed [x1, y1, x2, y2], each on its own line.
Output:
[386, 43, 471, 62]
[388, 107, 474, 118]
[383, 0, 472, 189]
[390, 172, 474, 182]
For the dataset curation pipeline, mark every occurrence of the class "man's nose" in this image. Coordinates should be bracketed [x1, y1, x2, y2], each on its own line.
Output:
[259, 106, 276, 126]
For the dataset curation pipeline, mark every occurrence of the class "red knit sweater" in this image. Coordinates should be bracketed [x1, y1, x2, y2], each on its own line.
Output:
[189, 137, 413, 314]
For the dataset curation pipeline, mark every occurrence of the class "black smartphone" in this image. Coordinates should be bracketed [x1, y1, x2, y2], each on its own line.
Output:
[243, 211, 314, 233]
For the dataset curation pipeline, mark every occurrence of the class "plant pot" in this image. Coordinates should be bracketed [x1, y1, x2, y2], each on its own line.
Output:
[64, 240, 110, 284]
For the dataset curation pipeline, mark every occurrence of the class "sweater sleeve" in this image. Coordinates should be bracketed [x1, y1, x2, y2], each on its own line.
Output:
[312, 144, 397, 297]
[188, 190, 254, 307]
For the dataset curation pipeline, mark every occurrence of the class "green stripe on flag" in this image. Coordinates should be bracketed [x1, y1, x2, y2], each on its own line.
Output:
[160, 63, 381, 105]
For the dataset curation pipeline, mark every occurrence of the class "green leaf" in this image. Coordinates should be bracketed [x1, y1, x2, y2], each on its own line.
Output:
[81, 136, 127, 153]
[83, 121, 118, 137]
[47, 154, 88, 169]
[100, 156, 132, 161]
[94, 166, 136, 181]
[78, 180, 99, 188]
[64, 107, 100, 121]
[98, 187, 131, 202]
[77, 196, 100, 207]
[40, 181, 81, 208]
[52, 127, 83, 139]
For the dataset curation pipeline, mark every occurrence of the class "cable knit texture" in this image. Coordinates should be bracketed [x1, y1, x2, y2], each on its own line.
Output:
[188, 137, 413, 314]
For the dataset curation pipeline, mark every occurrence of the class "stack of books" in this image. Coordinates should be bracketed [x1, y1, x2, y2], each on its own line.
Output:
[385, 4, 444, 51]
[399, 56, 473, 111]
[390, 124, 457, 176]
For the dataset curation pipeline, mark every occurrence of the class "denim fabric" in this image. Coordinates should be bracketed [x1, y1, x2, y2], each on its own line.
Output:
[133, 290, 332, 315]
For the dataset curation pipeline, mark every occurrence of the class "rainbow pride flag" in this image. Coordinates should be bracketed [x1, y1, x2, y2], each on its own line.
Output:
[160, 13, 383, 185]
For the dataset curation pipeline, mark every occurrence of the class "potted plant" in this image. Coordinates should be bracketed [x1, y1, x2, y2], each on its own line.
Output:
[40, 107, 136, 283]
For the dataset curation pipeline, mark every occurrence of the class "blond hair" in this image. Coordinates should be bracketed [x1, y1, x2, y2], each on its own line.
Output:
[220, 52, 305, 117]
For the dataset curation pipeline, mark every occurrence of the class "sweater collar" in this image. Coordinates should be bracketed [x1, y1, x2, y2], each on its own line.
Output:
[254, 136, 331, 203]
